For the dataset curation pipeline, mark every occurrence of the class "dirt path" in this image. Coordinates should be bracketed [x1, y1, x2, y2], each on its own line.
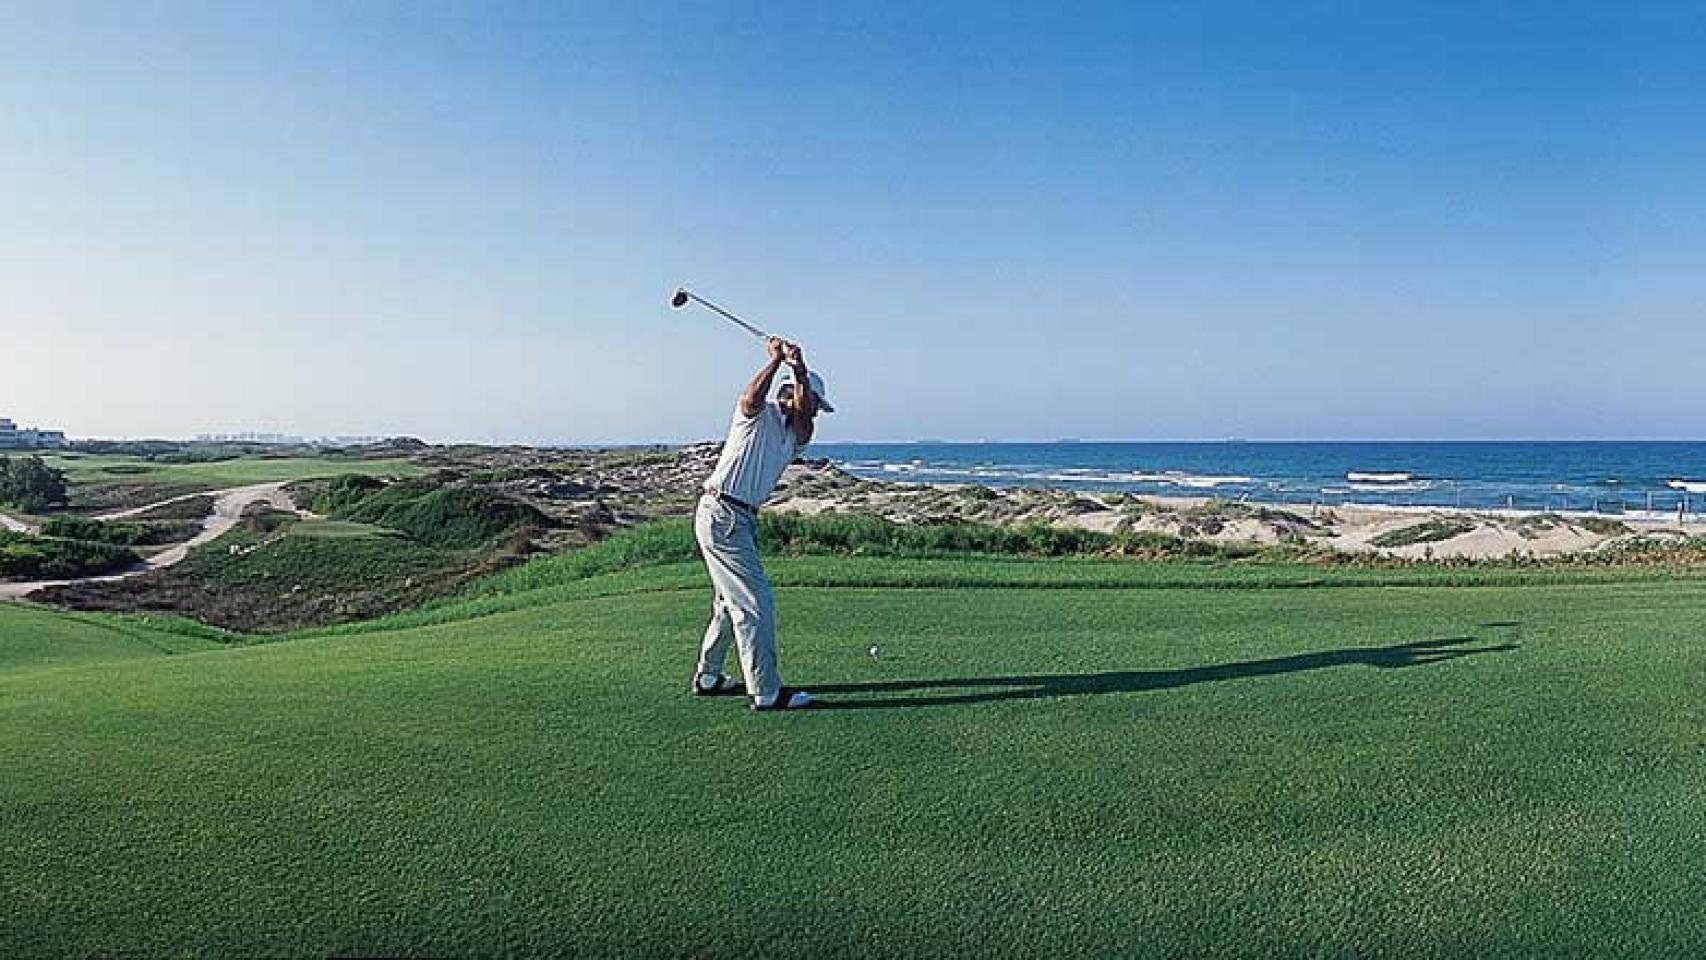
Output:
[0, 483, 304, 601]
[1, 485, 260, 535]
[95, 490, 219, 521]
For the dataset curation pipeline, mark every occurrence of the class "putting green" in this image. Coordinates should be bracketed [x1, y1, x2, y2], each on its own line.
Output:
[3, 557, 1703, 956]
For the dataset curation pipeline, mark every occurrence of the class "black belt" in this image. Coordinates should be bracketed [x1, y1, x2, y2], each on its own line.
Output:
[705, 488, 757, 513]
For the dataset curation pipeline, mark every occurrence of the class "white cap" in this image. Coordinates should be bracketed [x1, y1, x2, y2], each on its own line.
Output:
[780, 369, 835, 413]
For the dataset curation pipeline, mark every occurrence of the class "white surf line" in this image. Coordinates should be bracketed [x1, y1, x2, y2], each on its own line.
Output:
[0, 482, 300, 601]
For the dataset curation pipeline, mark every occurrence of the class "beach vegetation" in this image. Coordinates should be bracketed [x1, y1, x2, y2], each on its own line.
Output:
[1505, 512, 1563, 539]
[1581, 517, 1631, 536]
[1370, 517, 1479, 548]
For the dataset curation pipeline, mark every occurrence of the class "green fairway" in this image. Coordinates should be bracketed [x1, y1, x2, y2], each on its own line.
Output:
[3, 556, 1704, 957]
[1, 453, 424, 513]
[0, 605, 222, 671]
[17, 453, 423, 490]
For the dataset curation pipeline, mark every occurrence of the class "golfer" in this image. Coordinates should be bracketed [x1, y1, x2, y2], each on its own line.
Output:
[690, 335, 832, 711]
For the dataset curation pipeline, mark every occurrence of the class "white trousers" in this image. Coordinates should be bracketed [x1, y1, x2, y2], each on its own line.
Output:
[694, 494, 782, 699]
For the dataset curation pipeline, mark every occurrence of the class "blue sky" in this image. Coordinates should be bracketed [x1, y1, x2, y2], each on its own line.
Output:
[3, 2, 1702, 442]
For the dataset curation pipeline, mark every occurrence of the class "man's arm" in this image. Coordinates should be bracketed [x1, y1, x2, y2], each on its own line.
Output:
[739, 337, 789, 417]
[782, 341, 816, 445]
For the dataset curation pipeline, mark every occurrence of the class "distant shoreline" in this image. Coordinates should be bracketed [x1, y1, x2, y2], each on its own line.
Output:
[774, 456, 1706, 562]
[810, 439, 1706, 519]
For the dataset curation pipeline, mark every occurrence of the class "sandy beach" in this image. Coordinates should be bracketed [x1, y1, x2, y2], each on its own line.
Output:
[767, 460, 1706, 561]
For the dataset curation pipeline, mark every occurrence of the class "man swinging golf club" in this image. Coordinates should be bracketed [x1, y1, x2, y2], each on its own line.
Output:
[690, 334, 833, 711]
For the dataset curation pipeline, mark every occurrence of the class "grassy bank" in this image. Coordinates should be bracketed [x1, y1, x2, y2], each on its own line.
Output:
[3, 546, 1705, 956]
[38, 477, 550, 632]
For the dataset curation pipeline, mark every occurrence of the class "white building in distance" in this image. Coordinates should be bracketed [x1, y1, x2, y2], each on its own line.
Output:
[0, 418, 69, 449]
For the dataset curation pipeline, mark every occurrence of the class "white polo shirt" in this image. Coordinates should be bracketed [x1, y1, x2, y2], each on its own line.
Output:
[705, 401, 802, 507]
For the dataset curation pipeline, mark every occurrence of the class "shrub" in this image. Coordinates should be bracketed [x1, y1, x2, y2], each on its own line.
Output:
[0, 456, 70, 511]
[309, 474, 389, 514]
[0, 530, 138, 579]
[240, 505, 300, 535]
[39, 517, 198, 547]
[128, 495, 217, 522]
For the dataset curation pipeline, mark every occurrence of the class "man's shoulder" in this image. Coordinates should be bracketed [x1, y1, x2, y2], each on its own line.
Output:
[731, 399, 774, 424]
[756, 402, 801, 445]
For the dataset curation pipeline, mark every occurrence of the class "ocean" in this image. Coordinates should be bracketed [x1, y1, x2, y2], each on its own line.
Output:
[810, 441, 1706, 517]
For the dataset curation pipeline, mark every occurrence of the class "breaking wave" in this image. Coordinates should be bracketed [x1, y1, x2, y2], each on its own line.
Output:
[1346, 471, 1414, 484]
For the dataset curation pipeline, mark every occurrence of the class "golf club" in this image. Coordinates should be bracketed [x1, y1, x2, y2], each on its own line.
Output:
[670, 288, 772, 341]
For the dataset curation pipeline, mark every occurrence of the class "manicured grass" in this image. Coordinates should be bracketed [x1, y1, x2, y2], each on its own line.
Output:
[0, 604, 221, 670]
[3, 557, 1705, 956]
[3, 453, 424, 512]
[22, 453, 423, 489]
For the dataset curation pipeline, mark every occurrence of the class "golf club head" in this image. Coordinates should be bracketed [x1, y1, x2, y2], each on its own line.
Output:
[670, 289, 690, 309]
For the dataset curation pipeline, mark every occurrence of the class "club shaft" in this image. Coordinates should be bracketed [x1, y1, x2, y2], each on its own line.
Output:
[686, 292, 769, 340]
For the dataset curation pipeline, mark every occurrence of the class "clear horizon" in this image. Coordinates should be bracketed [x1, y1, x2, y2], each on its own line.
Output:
[6, 3, 1704, 444]
[15, 433, 1706, 448]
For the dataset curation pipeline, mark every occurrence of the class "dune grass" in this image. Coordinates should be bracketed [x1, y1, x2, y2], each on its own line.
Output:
[1370, 516, 1480, 548]
[3, 547, 1705, 956]
[89, 517, 476, 633]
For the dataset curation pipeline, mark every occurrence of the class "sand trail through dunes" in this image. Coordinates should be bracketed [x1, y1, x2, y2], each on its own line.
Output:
[0, 483, 308, 600]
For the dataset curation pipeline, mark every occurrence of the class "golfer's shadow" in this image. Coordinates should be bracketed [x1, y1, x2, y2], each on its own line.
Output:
[813, 635, 1519, 710]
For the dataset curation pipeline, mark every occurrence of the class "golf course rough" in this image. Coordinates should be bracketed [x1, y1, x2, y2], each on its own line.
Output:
[3, 555, 1704, 957]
